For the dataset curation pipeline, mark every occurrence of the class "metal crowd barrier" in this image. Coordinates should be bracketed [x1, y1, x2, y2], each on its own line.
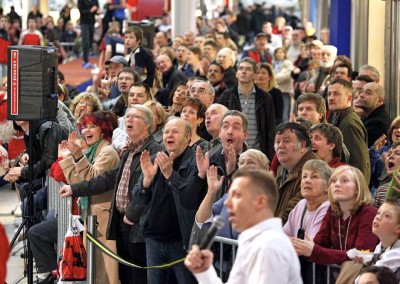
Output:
[47, 176, 96, 283]
[47, 176, 70, 258]
[213, 235, 340, 284]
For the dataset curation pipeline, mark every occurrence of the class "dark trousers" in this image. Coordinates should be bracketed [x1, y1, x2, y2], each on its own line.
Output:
[145, 238, 196, 284]
[80, 23, 94, 63]
[116, 214, 147, 284]
[28, 217, 58, 273]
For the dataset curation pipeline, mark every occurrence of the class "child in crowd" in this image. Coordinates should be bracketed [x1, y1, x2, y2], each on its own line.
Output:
[18, 17, 43, 46]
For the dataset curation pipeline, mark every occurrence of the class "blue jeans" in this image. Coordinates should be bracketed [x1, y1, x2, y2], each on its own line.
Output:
[80, 23, 94, 63]
[145, 238, 195, 284]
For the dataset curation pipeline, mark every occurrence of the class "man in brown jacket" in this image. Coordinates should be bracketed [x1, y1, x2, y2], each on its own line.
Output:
[274, 122, 319, 224]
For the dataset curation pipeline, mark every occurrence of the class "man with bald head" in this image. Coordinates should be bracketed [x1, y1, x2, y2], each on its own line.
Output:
[355, 82, 392, 147]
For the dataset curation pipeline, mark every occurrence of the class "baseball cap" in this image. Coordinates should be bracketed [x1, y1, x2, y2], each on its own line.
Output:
[105, 55, 128, 66]
[255, 32, 268, 39]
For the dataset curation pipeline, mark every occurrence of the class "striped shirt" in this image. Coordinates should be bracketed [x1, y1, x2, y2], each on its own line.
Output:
[239, 87, 260, 150]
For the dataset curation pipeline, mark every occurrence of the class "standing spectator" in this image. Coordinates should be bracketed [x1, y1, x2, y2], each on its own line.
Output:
[219, 57, 276, 160]
[328, 78, 370, 182]
[356, 82, 392, 147]
[109, 0, 125, 34]
[0, 16, 10, 80]
[242, 33, 272, 64]
[18, 17, 43, 46]
[255, 62, 284, 125]
[125, 26, 155, 88]
[7, 6, 21, 27]
[27, 4, 43, 22]
[310, 123, 346, 168]
[273, 47, 294, 123]
[60, 105, 163, 284]
[78, 0, 99, 68]
[274, 123, 319, 224]
[291, 165, 378, 266]
[133, 117, 207, 284]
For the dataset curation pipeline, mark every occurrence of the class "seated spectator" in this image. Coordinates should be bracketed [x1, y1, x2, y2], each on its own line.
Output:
[310, 123, 346, 168]
[284, 159, 331, 283]
[180, 98, 210, 154]
[291, 165, 379, 266]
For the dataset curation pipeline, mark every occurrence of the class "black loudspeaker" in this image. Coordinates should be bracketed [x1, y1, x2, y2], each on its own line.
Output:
[7, 45, 58, 121]
[127, 21, 155, 49]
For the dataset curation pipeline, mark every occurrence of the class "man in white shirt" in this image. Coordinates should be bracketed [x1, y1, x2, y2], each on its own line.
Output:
[184, 169, 303, 284]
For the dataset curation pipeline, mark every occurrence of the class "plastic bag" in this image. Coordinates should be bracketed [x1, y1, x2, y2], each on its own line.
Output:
[57, 215, 87, 280]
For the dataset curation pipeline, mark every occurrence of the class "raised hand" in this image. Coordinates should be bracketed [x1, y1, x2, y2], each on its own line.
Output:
[207, 165, 224, 194]
[373, 134, 387, 152]
[225, 145, 237, 176]
[156, 151, 175, 180]
[59, 141, 72, 158]
[65, 131, 84, 159]
[140, 150, 158, 188]
[196, 146, 209, 179]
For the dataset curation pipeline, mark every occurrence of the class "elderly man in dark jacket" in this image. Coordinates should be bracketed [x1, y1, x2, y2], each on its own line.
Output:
[133, 117, 207, 284]
[60, 105, 162, 284]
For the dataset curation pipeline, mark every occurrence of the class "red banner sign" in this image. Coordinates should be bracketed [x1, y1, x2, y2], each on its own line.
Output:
[10, 50, 18, 116]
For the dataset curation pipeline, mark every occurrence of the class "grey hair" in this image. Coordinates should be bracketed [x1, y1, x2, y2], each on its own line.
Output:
[125, 104, 154, 134]
[164, 116, 192, 138]
[194, 80, 215, 96]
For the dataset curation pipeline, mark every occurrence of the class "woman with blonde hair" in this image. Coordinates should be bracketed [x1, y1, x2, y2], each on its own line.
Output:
[69, 92, 103, 130]
[143, 100, 167, 143]
[255, 62, 284, 124]
[291, 165, 378, 266]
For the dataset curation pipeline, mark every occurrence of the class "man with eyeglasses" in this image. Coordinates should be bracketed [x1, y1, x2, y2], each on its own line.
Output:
[219, 57, 276, 160]
[189, 80, 215, 141]
[60, 105, 163, 284]
[110, 67, 140, 117]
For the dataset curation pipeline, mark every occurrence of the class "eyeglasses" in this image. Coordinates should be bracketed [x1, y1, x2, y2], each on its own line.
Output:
[125, 114, 144, 120]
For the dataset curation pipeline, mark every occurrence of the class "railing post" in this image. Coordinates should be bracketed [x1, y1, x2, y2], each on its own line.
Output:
[87, 215, 97, 284]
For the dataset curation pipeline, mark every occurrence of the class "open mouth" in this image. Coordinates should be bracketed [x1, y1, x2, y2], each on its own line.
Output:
[126, 124, 133, 129]
[312, 147, 318, 153]
[226, 138, 234, 145]
[388, 161, 396, 171]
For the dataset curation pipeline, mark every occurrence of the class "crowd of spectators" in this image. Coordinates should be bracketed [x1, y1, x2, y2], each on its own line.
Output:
[0, 2, 400, 284]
